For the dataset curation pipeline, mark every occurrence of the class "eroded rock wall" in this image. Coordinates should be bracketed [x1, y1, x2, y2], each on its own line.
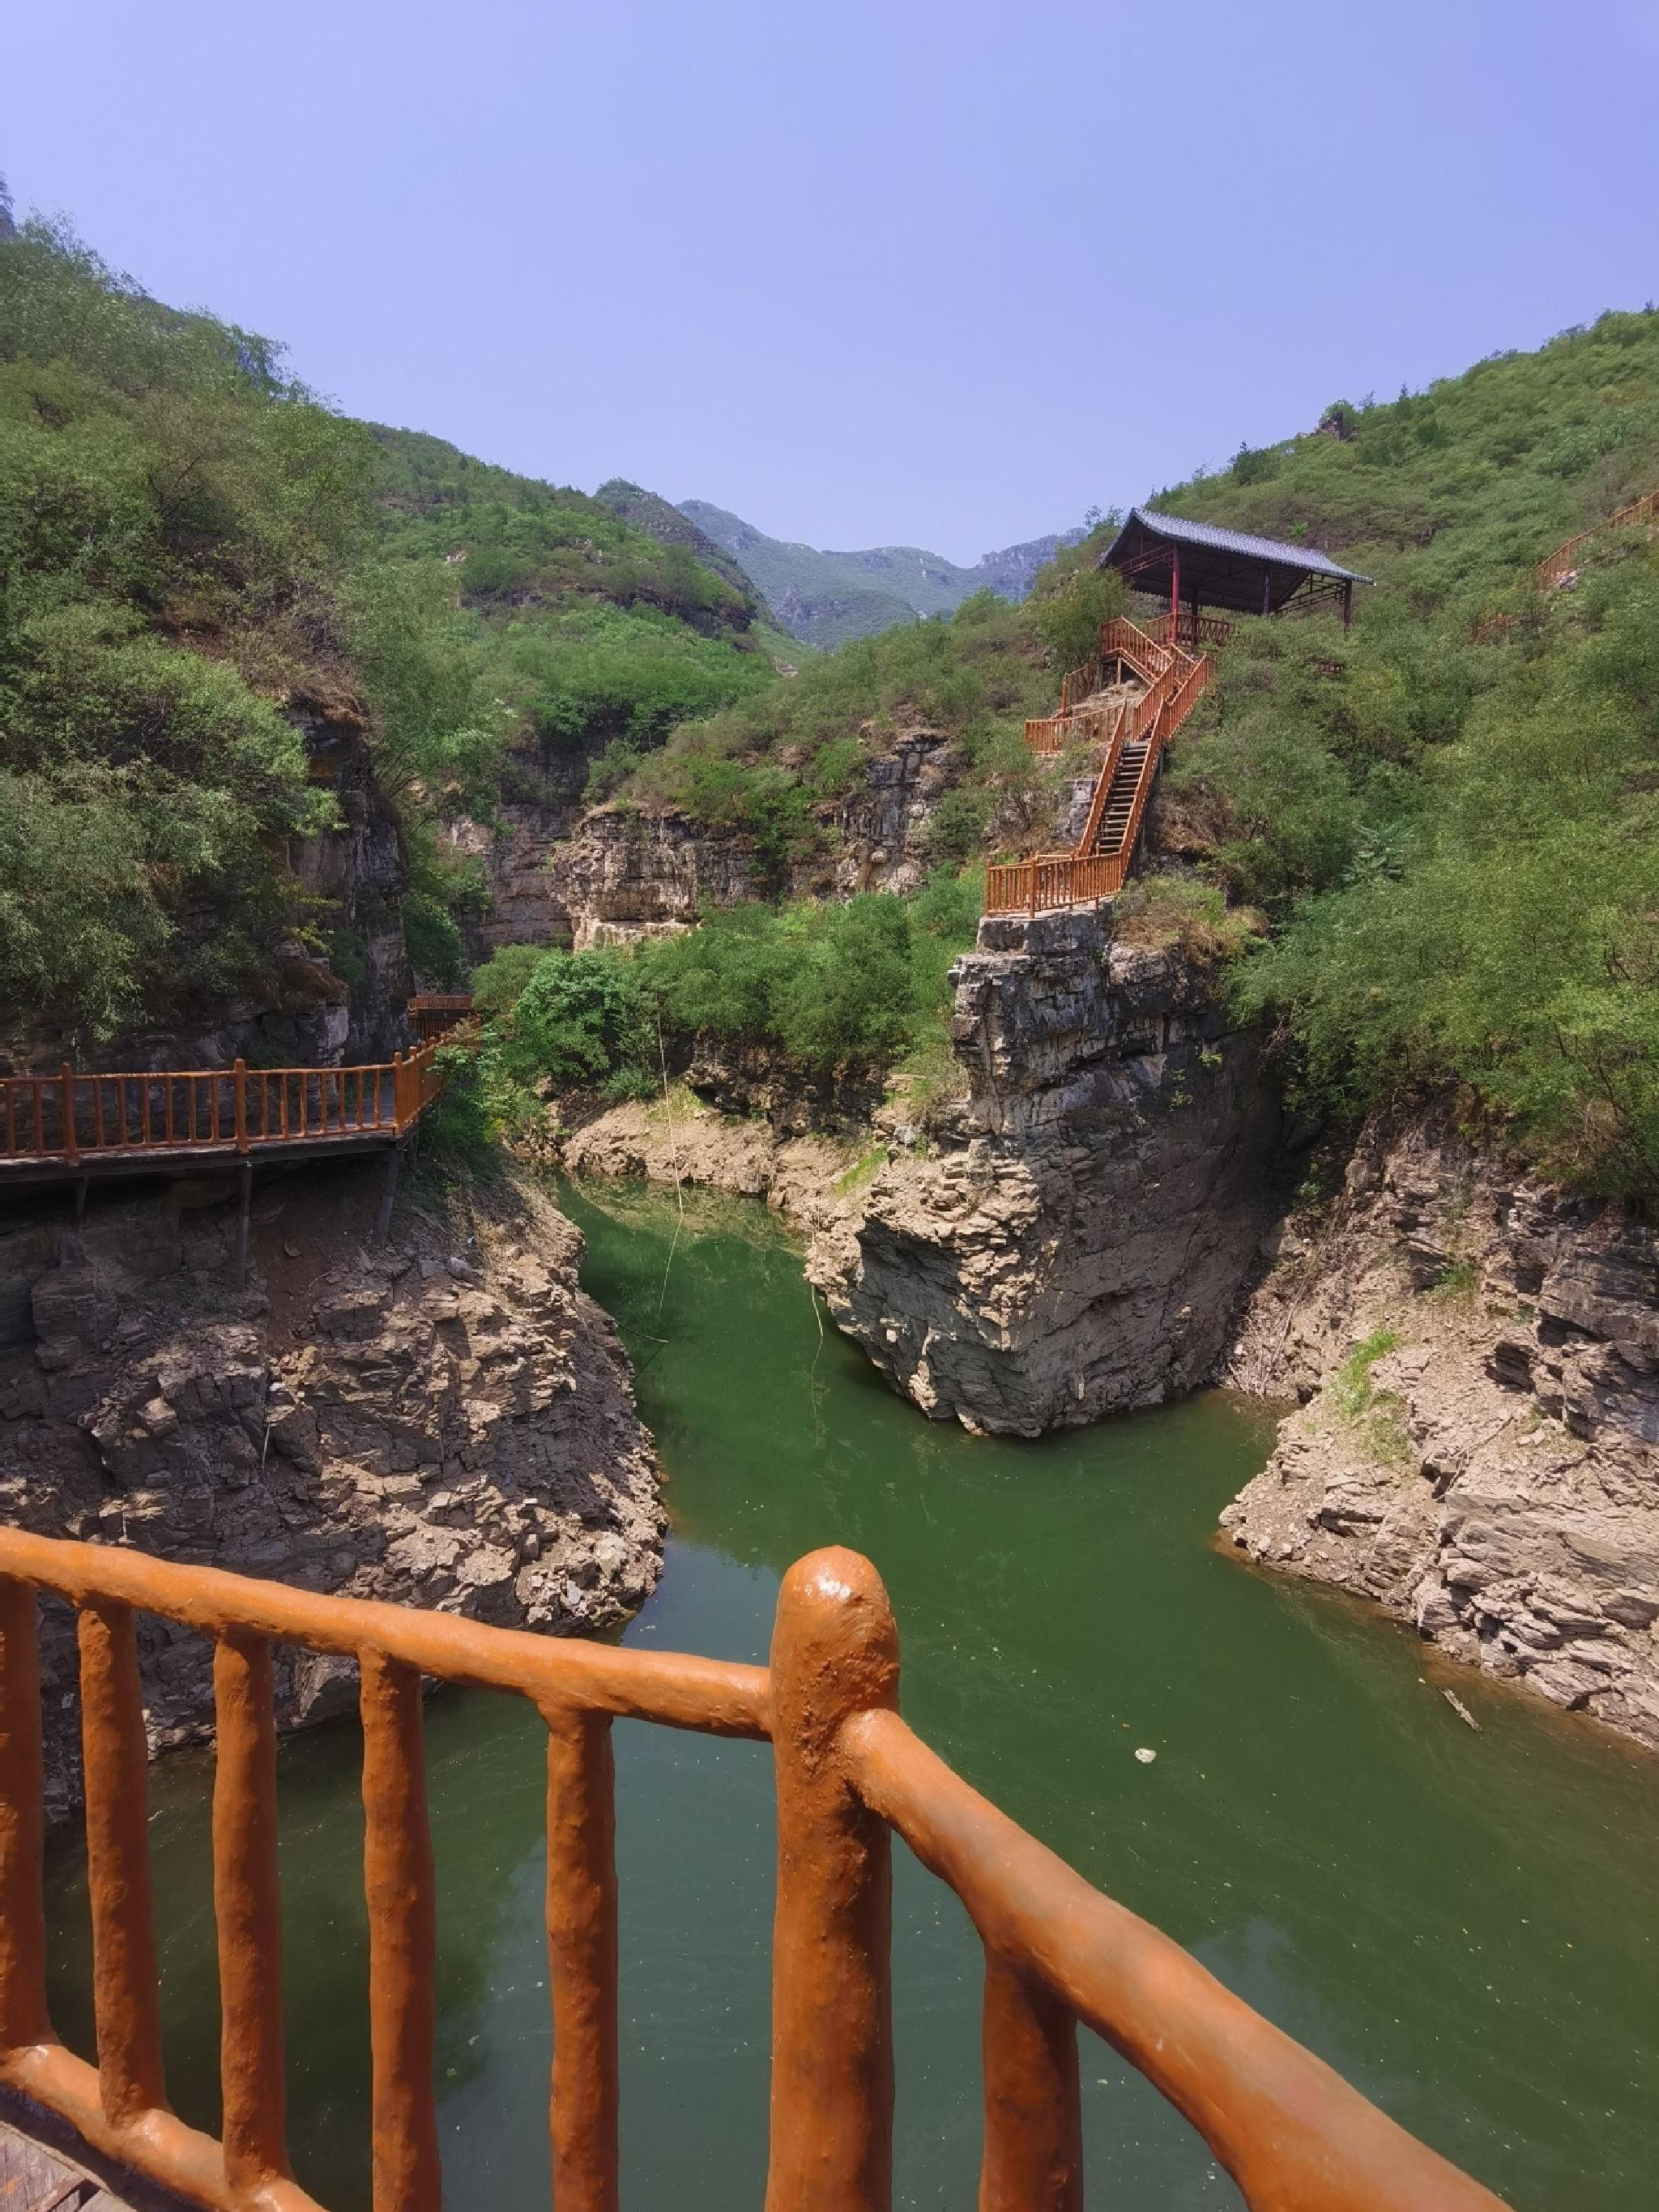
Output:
[807, 907, 1282, 1434]
[1222, 1118, 1659, 1750]
[0, 1163, 663, 1814]
[458, 731, 961, 957]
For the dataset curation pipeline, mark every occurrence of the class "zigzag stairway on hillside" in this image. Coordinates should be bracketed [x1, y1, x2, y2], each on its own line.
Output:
[987, 513, 1372, 917]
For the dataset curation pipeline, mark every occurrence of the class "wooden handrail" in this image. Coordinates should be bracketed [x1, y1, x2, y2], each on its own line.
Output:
[1537, 486, 1659, 590]
[0, 1534, 1512, 2212]
[995, 615, 1215, 916]
[0, 1044, 446, 1169]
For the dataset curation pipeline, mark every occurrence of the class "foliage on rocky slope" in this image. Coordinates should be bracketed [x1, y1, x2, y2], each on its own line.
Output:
[1160, 309, 1659, 1197]
[0, 211, 774, 1041]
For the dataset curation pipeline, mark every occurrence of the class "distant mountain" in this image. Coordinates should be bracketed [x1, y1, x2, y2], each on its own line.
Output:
[676, 499, 1086, 649]
[591, 480, 759, 605]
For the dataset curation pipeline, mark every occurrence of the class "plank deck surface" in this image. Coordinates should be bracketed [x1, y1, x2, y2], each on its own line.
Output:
[0, 2097, 194, 2212]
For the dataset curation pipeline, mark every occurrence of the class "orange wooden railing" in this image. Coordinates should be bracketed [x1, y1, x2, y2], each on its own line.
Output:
[0, 1534, 1509, 2212]
[1100, 616, 1176, 681]
[996, 622, 1216, 916]
[1144, 608, 1235, 649]
[1537, 486, 1659, 590]
[0, 1044, 444, 1170]
[407, 994, 475, 1044]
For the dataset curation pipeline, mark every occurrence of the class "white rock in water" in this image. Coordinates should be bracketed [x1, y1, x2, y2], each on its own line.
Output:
[1134, 1747, 1157, 1764]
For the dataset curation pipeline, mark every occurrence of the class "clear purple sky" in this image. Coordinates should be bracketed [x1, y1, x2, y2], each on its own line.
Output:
[6, 1, 1657, 562]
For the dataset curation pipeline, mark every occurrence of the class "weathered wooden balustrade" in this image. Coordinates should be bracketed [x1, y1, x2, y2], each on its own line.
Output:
[0, 1531, 1511, 2212]
[0, 1044, 444, 1173]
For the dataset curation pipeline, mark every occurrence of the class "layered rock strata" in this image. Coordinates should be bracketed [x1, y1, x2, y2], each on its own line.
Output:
[0, 1163, 663, 1813]
[807, 907, 1282, 1434]
[462, 731, 960, 957]
[1222, 1118, 1659, 1750]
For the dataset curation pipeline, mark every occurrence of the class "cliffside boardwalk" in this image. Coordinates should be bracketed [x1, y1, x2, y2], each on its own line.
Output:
[0, 1532, 1511, 2212]
[0, 993, 476, 1190]
[987, 513, 1372, 917]
[0, 1010, 469, 1275]
[0, 1047, 446, 1185]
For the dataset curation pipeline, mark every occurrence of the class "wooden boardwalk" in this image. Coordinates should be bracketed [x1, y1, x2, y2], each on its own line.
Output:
[0, 2091, 186, 2212]
[0, 1043, 448, 1192]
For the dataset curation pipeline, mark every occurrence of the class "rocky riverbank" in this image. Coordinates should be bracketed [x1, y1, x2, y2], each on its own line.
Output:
[0, 1160, 663, 1814]
[1222, 1116, 1659, 1751]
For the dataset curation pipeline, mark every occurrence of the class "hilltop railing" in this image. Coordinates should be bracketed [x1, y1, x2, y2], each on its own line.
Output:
[1144, 607, 1235, 649]
[0, 1044, 444, 1171]
[0, 1534, 1509, 2212]
[1537, 486, 1659, 590]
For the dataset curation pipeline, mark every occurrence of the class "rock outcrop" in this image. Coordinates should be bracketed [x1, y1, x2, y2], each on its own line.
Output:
[1222, 1117, 1659, 1751]
[0, 1163, 663, 1814]
[807, 907, 1282, 1434]
[457, 732, 960, 958]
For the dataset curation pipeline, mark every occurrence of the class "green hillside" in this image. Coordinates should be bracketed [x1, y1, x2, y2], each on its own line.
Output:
[679, 497, 1082, 647]
[1156, 314, 1659, 1198]
[0, 214, 779, 1039]
[608, 311, 1659, 1198]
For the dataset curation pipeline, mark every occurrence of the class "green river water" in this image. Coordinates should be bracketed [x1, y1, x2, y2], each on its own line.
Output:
[39, 1181, 1659, 2210]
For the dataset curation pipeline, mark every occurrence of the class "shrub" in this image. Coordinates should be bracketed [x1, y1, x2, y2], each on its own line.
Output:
[503, 950, 652, 1089]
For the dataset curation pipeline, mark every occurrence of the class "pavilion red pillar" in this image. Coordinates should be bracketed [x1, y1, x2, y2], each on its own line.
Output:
[1170, 549, 1179, 642]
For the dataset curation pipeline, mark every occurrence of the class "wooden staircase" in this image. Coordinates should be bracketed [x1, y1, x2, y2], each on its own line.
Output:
[986, 616, 1214, 916]
[1090, 737, 1149, 856]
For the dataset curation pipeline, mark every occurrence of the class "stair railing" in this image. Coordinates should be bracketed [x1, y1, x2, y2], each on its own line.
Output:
[1537, 486, 1659, 590]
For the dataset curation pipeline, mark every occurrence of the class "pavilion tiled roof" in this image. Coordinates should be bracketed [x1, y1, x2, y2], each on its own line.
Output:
[1100, 508, 1372, 584]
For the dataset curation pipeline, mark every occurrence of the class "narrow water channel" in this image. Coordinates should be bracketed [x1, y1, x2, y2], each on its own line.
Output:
[41, 1182, 1659, 2210]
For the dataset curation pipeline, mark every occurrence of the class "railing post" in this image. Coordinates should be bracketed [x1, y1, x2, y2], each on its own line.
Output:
[78, 1600, 168, 2125]
[60, 1065, 78, 1166]
[0, 1579, 50, 2053]
[391, 1051, 406, 1132]
[543, 1705, 619, 2212]
[360, 1648, 441, 2212]
[232, 1060, 249, 1155]
[979, 1956, 1081, 2212]
[213, 1630, 289, 2192]
[764, 1548, 898, 2212]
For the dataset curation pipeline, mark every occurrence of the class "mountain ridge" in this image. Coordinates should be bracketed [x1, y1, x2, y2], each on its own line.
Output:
[677, 497, 1086, 647]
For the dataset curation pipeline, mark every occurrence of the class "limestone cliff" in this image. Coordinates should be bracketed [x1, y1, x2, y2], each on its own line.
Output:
[807, 907, 1282, 1434]
[1222, 1117, 1659, 1751]
[0, 1162, 663, 1813]
[459, 731, 958, 954]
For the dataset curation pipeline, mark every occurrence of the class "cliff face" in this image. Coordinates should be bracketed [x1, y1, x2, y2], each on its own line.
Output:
[466, 731, 958, 954]
[0, 1162, 663, 1814]
[808, 907, 1282, 1435]
[1222, 1117, 1659, 1751]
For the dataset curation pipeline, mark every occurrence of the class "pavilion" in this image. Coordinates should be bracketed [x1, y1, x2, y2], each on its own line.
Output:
[1098, 507, 1372, 637]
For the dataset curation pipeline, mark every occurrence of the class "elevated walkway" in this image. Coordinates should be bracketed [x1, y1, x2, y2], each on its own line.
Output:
[0, 1033, 458, 1194]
